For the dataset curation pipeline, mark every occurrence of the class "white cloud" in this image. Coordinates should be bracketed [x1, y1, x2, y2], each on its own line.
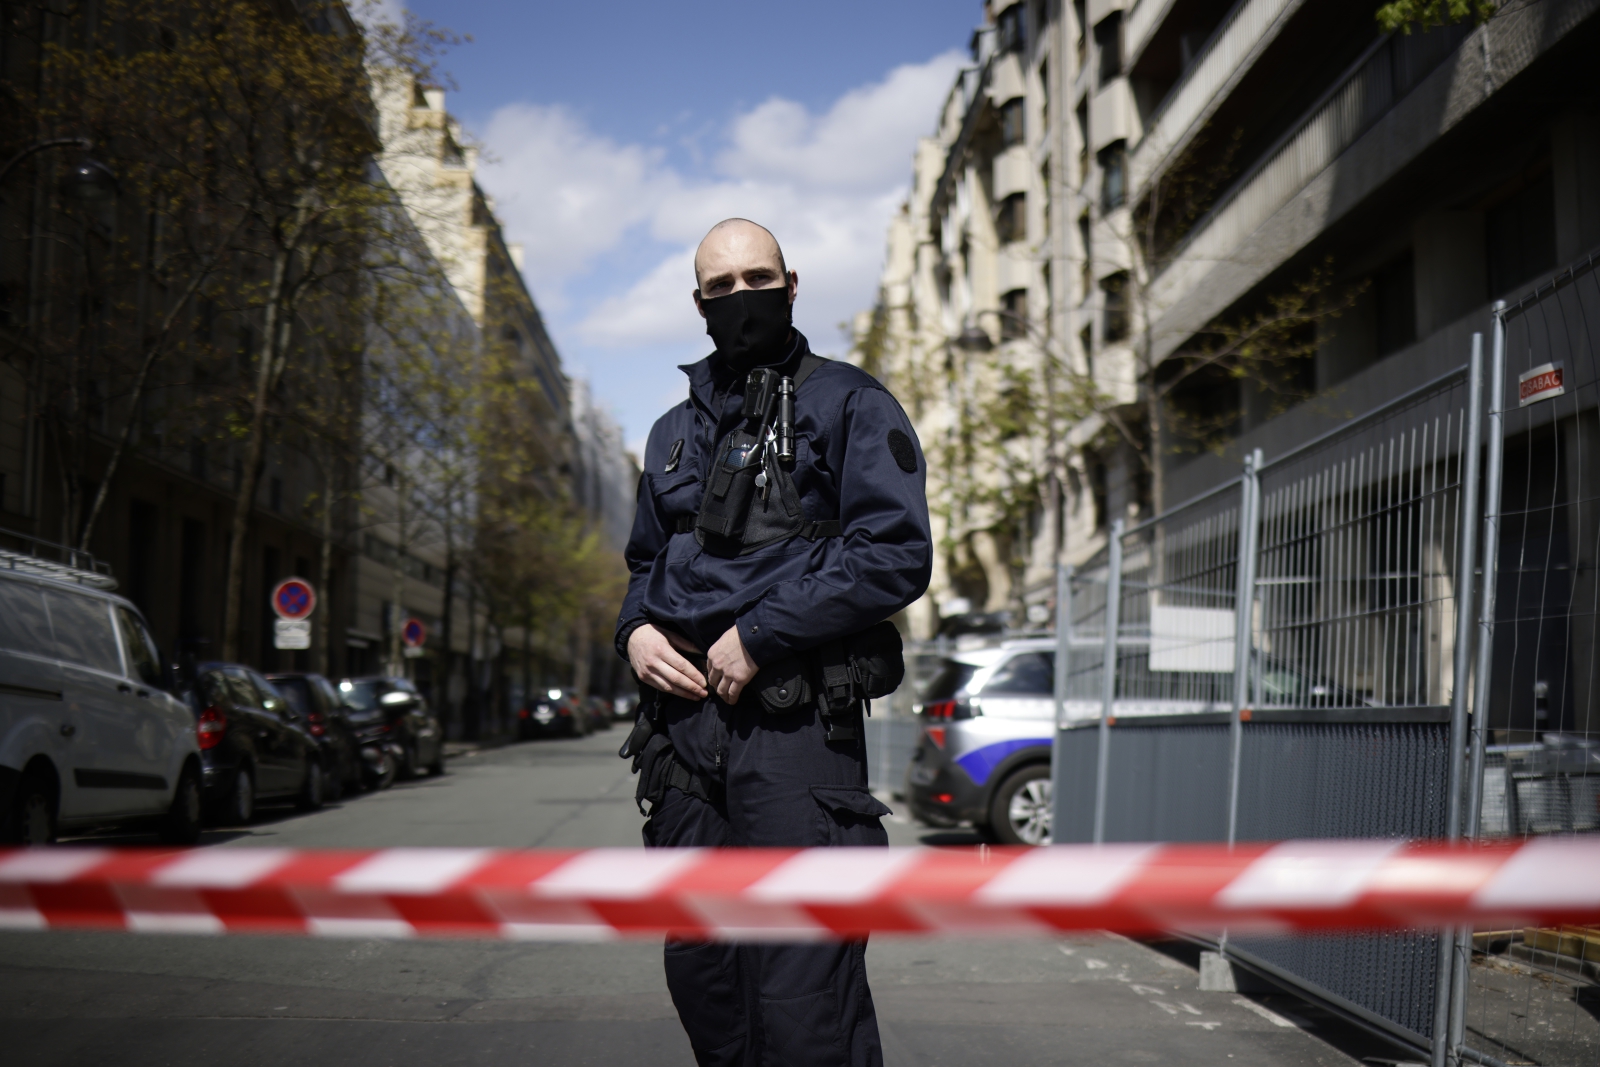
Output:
[472, 49, 966, 438]
[717, 56, 967, 191]
[478, 104, 671, 305]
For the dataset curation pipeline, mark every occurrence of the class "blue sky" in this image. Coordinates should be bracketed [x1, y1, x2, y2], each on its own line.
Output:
[397, 0, 980, 453]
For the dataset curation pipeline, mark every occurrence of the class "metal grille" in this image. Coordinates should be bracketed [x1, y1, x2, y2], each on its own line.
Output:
[1112, 485, 1240, 714]
[1229, 722, 1451, 1044]
[1253, 372, 1472, 715]
[1062, 549, 1111, 711]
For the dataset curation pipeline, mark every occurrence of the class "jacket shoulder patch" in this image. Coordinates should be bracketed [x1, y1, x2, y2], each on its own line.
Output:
[887, 429, 917, 473]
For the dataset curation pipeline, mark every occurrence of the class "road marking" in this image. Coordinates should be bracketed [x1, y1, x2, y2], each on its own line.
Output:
[1187, 1021, 1223, 1030]
[1130, 984, 1166, 996]
[1084, 958, 1108, 969]
[1232, 998, 1297, 1028]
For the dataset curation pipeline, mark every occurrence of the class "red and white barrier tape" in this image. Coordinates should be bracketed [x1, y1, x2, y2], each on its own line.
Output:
[2, 839, 1597, 941]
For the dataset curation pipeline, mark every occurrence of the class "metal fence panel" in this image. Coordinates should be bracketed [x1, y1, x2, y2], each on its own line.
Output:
[1252, 371, 1473, 717]
[1112, 486, 1242, 716]
[1461, 254, 1600, 1067]
[1228, 721, 1451, 1045]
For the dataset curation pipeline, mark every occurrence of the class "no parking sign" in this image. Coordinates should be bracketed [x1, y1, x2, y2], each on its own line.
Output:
[402, 617, 427, 657]
[271, 577, 317, 620]
[271, 578, 316, 650]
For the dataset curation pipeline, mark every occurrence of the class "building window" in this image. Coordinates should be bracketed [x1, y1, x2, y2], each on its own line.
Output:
[1102, 272, 1129, 343]
[1039, 60, 1049, 129]
[1099, 142, 1127, 212]
[1486, 163, 1556, 298]
[995, 192, 1027, 244]
[1078, 213, 1092, 298]
[1088, 453, 1109, 531]
[1001, 289, 1029, 339]
[1373, 251, 1416, 358]
[1079, 326, 1094, 378]
[997, 3, 1026, 54]
[999, 97, 1025, 149]
[1094, 13, 1122, 89]
[1074, 0, 1088, 65]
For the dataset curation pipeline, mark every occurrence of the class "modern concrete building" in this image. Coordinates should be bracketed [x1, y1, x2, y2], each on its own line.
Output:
[861, 0, 1600, 638]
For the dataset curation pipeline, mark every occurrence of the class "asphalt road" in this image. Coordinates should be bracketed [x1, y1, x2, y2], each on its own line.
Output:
[3, 728, 1392, 1066]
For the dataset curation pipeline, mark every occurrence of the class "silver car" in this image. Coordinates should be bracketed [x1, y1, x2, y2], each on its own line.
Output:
[905, 639, 1057, 845]
[0, 556, 202, 844]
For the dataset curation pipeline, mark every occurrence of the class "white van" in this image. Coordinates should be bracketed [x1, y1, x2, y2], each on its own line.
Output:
[0, 552, 201, 844]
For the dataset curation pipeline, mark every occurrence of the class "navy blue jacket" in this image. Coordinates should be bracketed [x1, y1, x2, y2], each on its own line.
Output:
[615, 331, 932, 668]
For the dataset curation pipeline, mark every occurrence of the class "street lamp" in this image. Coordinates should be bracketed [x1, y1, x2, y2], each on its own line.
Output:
[0, 137, 118, 199]
[57, 157, 119, 202]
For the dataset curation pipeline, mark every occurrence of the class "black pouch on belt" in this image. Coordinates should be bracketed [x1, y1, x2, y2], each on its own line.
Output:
[849, 619, 905, 700]
[754, 657, 813, 714]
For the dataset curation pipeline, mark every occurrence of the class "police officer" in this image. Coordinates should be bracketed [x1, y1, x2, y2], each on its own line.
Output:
[615, 218, 932, 1066]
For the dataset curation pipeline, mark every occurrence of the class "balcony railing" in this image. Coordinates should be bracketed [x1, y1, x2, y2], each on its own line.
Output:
[1151, 21, 1470, 276]
[1128, 0, 1302, 197]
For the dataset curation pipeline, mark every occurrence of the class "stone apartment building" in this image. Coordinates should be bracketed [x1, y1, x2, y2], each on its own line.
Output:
[861, 0, 1600, 639]
[370, 68, 639, 720]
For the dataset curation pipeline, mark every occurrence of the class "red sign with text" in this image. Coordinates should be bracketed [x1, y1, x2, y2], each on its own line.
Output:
[1519, 362, 1565, 407]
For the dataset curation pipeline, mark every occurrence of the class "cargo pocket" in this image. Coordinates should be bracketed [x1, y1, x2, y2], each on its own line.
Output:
[810, 785, 892, 847]
[760, 986, 844, 1067]
[664, 940, 746, 1066]
[647, 470, 702, 527]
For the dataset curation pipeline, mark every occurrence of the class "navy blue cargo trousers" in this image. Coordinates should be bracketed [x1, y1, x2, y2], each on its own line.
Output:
[643, 692, 891, 1067]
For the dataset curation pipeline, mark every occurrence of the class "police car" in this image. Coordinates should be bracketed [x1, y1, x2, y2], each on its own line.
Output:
[905, 639, 1058, 845]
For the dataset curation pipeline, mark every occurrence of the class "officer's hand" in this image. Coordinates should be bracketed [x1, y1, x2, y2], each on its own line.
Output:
[706, 627, 759, 705]
[628, 624, 707, 701]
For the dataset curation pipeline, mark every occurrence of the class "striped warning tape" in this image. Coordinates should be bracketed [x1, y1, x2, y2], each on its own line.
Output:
[1, 839, 1596, 940]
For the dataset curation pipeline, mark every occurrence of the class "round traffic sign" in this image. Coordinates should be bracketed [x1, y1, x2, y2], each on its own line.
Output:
[401, 617, 427, 649]
[271, 577, 317, 621]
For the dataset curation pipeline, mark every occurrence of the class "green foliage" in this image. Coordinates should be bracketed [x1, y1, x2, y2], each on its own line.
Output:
[1376, 0, 1496, 34]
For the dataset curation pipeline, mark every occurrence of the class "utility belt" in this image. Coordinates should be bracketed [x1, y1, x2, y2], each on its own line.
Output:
[618, 620, 905, 812]
[748, 619, 905, 741]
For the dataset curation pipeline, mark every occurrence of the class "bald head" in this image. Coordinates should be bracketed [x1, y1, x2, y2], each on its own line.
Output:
[692, 219, 797, 314]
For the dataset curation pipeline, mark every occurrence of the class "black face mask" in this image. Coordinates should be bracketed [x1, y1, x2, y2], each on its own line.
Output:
[700, 285, 792, 369]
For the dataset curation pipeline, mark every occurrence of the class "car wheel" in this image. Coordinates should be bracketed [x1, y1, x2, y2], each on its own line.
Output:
[989, 765, 1052, 846]
[160, 765, 203, 845]
[323, 762, 344, 803]
[221, 764, 255, 825]
[297, 758, 325, 811]
[399, 742, 418, 779]
[373, 751, 397, 790]
[426, 747, 445, 776]
[7, 765, 57, 845]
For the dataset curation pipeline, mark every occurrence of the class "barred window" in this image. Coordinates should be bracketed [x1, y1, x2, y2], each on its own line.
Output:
[995, 193, 1027, 244]
[1001, 289, 1029, 340]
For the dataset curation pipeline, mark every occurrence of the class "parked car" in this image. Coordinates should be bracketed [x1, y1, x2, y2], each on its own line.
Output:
[340, 693, 400, 791]
[905, 640, 1057, 846]
[267, 672, 362, 799]
[184, 663, 325, 824]
[338, 676, 443, 778]
[583, 695, 614, 732]
[612, 693, 638, 722]
[517, 688, 587, 739]
[0, 551, 203, 844]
